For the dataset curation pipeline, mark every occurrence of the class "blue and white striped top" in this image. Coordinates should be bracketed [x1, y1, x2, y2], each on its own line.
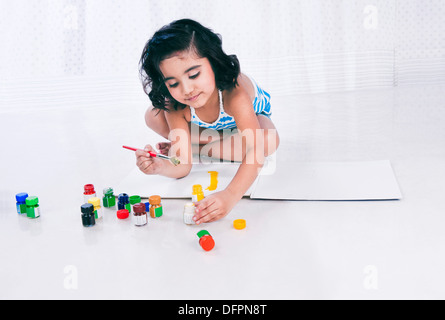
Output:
[190, 76, 271, 130]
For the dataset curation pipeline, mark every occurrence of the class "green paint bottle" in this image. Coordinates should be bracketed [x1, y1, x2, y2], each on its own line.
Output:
[129, 195, 141, 206]
[26, 196, 40, 219]
[102, 187, 116, 208]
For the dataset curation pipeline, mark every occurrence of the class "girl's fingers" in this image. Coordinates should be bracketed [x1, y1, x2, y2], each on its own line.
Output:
[141, 160, 153, 172]
[136, 153, 155, 173]
[136, 144, 154, 158]
[194, 198, 218, 224]
[137, 160, 150, 172]
[135, 149, 148, 158]
[195, 208, 219, 224]
[144, 144, 155, 151]
[194, 198, 212, 215]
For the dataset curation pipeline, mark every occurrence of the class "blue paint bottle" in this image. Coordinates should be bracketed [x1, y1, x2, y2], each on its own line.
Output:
[16, 193, 28, 215]
[118, 193, 131, 213]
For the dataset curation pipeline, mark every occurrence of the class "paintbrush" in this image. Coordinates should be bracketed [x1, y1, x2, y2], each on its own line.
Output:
[122, 145, 181, 166]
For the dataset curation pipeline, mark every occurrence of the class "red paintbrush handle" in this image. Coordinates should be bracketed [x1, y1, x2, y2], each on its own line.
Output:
[122, 145, 138, 152]
[123, 146, 157, 157]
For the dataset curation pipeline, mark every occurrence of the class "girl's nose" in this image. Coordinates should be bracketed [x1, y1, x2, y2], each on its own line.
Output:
[182, 81, 193, 96]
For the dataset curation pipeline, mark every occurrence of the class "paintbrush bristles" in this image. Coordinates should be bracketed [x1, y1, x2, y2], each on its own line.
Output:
[170, 157, 181, 166]
[156, 153, 180, 166]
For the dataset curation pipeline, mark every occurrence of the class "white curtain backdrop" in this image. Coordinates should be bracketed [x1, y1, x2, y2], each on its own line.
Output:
[1, 0, 444, 111]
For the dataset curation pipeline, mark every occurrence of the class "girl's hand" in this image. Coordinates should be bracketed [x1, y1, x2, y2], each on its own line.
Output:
[135, 144, 163, 175]
[193, 189, 238, 224]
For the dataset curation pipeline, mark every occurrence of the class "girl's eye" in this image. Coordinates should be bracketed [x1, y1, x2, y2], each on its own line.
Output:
[168, 83, 179, 88]
[189, 72, 200, 79]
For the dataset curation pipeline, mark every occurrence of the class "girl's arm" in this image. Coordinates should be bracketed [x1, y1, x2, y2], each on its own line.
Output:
[193, 92, 265, 223]
[136, 109, 192, 179]
[225, 93, 265, 199]
[162, 109, 193, 178]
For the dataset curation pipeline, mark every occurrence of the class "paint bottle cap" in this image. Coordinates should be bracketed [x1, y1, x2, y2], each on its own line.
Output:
[149, 195, 161, 205]
[233, 219, 246, 230]
[129, 195, 141, 205]
[133, 203, 146, 214]
[88, 197, 100, 207]
[192, 185, 203, 194]
[117, 209, 130, 219]
[103, 187, 114, 196]
[84, 184, 95, 194]
[197, 229, 211, 239]
[81, 203, 95, 214]
[16, 192, 29, 202]
[118, 193, 129, 203]
[25, 196, 39, 206]
[199, 235, 215, 251]
[184, 202, 195, 214]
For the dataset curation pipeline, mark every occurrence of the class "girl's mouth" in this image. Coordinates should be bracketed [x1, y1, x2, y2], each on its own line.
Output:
[187, 93, 201, 102]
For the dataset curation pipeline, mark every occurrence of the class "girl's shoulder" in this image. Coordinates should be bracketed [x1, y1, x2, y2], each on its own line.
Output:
[161, 101, 191, 123]
[223, 73, 255, 111]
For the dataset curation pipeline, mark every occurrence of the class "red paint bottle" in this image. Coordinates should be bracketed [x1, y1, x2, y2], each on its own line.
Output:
[83, 184, 96, 203]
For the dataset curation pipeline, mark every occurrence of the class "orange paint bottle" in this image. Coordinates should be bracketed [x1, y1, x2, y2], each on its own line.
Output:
[149, 195, 163, 218]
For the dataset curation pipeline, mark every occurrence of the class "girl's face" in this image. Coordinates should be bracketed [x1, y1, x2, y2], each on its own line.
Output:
[159, 50, 217, 109]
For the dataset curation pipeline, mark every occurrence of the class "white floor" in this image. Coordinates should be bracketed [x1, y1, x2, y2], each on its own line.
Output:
[1, 81, 444, 300]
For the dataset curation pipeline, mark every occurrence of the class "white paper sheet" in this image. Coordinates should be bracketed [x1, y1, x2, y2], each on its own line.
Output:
[250, 160, 402, 200]
[115, 159, 402, 201]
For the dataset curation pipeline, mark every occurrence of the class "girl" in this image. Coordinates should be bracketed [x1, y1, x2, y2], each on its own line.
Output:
[137, 19, 280, 224]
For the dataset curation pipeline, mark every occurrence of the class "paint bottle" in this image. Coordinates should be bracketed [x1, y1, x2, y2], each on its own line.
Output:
[192, 184, 204, 202]
[88, 197, 103, 220]
[118, 193, 131, 213]
[16, 192, 28, 215]
[102, 187, 116, 208]
[197, 230, 215, 251]
[117, 209, 130, 220]
[183, 202, 196, 225]
[133, 203, 147, 227]
[81, 203, 96, 227]
[26, 196, 40, 219]
[129, 195, 141, 207]
[83, 184, 96, 203]
[148, 195, 163, 218]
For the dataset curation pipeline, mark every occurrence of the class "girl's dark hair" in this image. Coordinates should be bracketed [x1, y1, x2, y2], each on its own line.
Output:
[139, 19, 240, 111]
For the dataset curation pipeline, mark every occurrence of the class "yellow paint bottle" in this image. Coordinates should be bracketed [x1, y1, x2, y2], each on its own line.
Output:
[192, 185, 204, 202]
[88, 197, 103, 220]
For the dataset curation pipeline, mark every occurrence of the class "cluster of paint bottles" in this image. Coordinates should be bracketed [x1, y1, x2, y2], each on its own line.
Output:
[116, 193, 164, 227]
[17, 182, 246, 253]
[79, 182, 246, 253]
[81, 184, 163, 228]
[15, 193, 40, 219]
